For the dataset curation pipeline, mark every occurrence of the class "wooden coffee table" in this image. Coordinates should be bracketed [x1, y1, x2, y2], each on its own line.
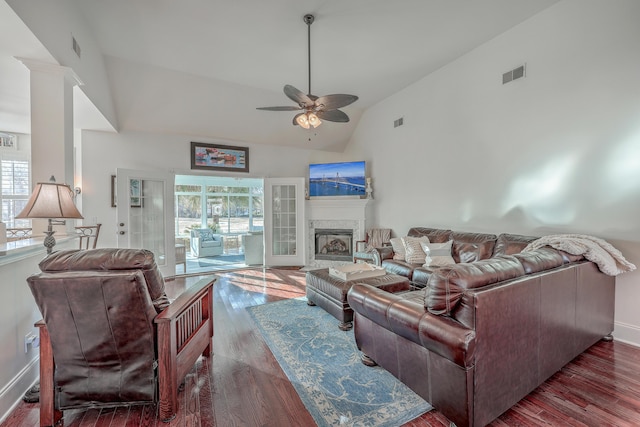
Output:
[305, 268, 410, 330]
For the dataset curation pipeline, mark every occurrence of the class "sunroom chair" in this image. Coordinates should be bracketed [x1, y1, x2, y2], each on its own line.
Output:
[27, 248, 215, 426]
[353, 228, 392, 265]
[190, 228, 224, 257]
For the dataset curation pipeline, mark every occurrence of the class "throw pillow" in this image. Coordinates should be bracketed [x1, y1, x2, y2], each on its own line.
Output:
[199, 230, 214, 241]
[390, 237, 406, 261]
[402, 236, 431, 264]
[421, 240, 455, 267]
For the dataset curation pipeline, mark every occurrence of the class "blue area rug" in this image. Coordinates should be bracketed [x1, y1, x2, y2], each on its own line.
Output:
[247, 298, 432, 427]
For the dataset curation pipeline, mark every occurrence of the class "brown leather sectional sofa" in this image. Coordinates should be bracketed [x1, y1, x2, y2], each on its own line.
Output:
[347, 227, 615, 427]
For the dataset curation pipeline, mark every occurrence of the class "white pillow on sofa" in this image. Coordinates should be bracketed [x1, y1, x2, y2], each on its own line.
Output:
[390, 237, 406, 261]
[421, 240, 455, 267]
[402, 236, 431, 264]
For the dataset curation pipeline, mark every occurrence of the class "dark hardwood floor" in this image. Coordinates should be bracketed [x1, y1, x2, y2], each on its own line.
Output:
[3, 268, 640, 427]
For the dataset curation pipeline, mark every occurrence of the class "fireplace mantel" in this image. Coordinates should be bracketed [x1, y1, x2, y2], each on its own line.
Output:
[306, 198, 370, 221]
[305, 198, 371, 267]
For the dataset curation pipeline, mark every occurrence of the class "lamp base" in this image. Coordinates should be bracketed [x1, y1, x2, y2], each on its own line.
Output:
[43, 231, 56, 254]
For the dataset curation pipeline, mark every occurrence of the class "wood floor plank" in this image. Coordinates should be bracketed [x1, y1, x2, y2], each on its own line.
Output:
[76, 408, 101, 427]
[93, 407, 115, 427]
[124, 405, 145, 427]
[2, 267, 640, 427]
[196, 358, 215, 427]
[109, 406, 130, 427]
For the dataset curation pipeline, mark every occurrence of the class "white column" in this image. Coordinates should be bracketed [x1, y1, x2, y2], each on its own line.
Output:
[18, 58, 83, 235]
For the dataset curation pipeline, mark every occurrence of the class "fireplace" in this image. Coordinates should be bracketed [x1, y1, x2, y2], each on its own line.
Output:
[314, 229, 353, 261]
[306, 198, 369, 268]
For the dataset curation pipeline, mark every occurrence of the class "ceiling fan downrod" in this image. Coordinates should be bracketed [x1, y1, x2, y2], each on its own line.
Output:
[304, 14, 314, 96]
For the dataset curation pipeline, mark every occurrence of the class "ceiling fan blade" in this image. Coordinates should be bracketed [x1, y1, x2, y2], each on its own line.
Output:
[315, 94, 359, 111]
[316, 109, 350, 123]
[284, 85, 314, 107]
[256, 106, 302, 111]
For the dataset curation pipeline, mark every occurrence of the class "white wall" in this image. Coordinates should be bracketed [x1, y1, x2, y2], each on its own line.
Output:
[7, 0, 118, 130]
[344, 0, 640, 345]
[78, 129, 344, 248]
[0, 240, 76, 423]
[0, 252, 41, 422]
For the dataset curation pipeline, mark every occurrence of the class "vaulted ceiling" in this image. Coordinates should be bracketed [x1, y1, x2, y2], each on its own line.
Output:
[1, 0, 560, 151]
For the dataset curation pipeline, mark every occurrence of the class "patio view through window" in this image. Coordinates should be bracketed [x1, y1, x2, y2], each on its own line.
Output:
[175, 175, 264, 259]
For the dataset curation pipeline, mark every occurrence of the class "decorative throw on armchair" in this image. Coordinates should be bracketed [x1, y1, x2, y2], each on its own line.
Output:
[190, 228, 224, 257]
[353, 228, 392, 265]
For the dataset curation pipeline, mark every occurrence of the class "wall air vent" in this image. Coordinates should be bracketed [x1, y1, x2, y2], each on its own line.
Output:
[393, 117, 404, 128]
[502, 64, 526, 84]
[72, 36, 81, 58]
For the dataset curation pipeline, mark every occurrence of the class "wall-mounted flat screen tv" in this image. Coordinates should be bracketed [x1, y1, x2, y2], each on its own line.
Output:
[309, 161, 366, 197]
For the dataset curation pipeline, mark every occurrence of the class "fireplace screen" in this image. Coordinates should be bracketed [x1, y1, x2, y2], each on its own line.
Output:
[315, 229, 353, 261]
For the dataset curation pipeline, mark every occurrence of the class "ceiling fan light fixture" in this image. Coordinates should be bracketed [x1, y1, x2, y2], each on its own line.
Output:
[308, 112, 321, 128]
[295, 113, 310, 129]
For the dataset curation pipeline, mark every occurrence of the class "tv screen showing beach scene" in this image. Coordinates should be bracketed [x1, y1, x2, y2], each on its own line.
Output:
[309, 161, 366, 197]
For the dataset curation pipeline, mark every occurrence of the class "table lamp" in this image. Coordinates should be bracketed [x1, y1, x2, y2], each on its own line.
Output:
[15, 176, 83, 254]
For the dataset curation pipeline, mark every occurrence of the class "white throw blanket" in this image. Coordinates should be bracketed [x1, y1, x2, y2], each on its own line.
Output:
[523, 234, 636, 276]
[366, 228, 391, 251]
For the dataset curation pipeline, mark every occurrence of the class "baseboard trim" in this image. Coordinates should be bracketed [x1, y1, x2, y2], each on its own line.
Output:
[0, 357, 39, 424]
[613, 321, 640, 348]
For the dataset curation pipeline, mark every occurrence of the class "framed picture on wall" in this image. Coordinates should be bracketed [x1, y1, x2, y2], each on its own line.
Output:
[190, 141, 249, 173]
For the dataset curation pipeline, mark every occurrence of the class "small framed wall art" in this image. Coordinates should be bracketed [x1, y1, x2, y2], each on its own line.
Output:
[191, 142, 249, 173]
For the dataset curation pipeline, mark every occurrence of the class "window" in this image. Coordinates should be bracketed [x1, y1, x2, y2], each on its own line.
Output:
[2, 159, 30, 228]
[174, 175, 264, 239]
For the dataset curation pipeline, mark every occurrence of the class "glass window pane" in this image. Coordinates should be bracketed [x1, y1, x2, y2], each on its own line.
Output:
[176, 194, 202, 237]
[176, 184, 201, 192]
[206, 186, 227, 193]
[130, 179, 166, 265]
[2, 160, 29, 195]
[1, 159, 30, 228]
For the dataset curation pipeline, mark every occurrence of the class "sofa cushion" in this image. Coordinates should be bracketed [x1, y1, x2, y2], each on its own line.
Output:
[493, 233, 538, 256]
[421, 240, 455, 267]
[412, 267, 436, 288]
[402, 236, 431, 264]
[201, 239, 222, 248]
[425, 256, 525, 316]
[513, 247, 564, 274]
[451, 232, 497, 263]
[389, 237, 406, 261]
[407, 227, 452, 243]
[381, 259, 417, 280]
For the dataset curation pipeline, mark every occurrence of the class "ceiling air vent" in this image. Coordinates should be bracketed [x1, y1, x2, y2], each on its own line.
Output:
[72, 36, 81, 58]
[393, 117, 404, 128]
[502, 64, 526, 84]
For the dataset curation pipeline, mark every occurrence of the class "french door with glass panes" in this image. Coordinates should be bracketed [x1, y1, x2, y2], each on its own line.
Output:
[116, 168, 175, 276]
[263, 177, 305, 266]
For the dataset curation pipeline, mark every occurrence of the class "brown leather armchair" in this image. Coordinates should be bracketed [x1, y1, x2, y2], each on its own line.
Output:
[27, 248, 215, 426]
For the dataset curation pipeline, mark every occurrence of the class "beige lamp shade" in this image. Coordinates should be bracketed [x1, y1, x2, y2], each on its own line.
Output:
[15, 182, 83, 220]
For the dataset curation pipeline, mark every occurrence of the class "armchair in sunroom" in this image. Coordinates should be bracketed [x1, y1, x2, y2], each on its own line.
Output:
[27, 248, 215, 426]
[190, 228, 224, 257]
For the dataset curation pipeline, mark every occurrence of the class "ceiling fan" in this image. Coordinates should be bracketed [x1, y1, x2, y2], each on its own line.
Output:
[257, 14, 358, 129]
